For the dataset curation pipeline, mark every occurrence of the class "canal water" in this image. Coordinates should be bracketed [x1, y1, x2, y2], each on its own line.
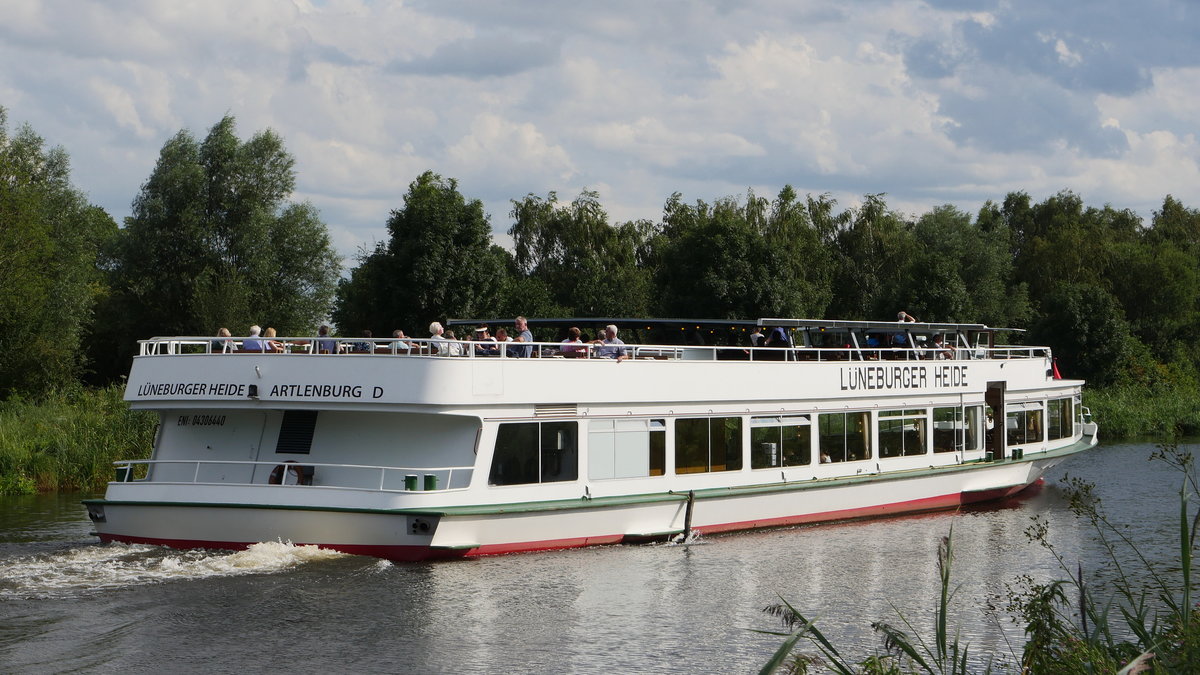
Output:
[0, 441, 1190, 674]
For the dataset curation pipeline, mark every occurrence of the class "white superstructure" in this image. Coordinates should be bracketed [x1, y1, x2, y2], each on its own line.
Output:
[86, 318, 1097, 561]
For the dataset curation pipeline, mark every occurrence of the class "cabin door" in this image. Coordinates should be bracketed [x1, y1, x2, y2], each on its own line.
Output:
[985, 381, 1006, 459]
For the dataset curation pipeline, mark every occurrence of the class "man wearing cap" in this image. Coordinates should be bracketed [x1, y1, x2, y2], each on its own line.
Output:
[474, 325, 499, 356]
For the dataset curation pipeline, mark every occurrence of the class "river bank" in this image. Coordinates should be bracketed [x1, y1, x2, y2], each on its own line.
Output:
[0, 382, 1195, 495]
[0, 385, 155, 494]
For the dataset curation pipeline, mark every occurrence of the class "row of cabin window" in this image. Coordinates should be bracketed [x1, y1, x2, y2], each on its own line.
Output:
[487, 399, 1077, 486]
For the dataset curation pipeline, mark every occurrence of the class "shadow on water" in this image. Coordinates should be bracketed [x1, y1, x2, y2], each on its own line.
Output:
[0, 441, 1187, 674]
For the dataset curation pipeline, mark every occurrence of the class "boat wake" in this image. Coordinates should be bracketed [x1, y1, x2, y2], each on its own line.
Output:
[0, 541, 345, 599]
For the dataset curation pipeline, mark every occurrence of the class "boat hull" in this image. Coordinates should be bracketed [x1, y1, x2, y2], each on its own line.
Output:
[87, 439, 1088, 562]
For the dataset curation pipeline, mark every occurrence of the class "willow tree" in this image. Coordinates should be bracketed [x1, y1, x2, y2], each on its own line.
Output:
[0, 108, 117, 396]
[110, 116, 340, 347]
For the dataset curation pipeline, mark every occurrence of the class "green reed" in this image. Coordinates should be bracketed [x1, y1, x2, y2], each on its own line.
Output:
[0, 384, 156, 494]
[758, 443, 1200, 674]
[1085, 384, 1200, 440]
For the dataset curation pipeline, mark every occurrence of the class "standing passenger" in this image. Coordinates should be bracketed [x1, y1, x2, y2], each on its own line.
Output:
[511, 316, 534, 358]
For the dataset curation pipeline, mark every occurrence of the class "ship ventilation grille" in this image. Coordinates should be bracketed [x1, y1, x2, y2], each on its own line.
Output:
[534, 404, 577, 418]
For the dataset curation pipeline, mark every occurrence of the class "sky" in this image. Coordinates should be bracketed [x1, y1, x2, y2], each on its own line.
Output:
[2, 0, 1197, 264]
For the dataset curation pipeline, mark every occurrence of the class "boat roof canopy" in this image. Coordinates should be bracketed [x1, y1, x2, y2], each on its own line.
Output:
[448, 317, 1020, 333]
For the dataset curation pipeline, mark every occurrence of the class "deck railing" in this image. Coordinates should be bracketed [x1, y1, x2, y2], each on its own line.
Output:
[138, 337, 1051, 362]
[111, 458, 474, 492]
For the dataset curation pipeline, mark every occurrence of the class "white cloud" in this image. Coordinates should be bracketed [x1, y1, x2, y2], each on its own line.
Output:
[0, 0, 1195, 262]
[446, 113, 576, 186]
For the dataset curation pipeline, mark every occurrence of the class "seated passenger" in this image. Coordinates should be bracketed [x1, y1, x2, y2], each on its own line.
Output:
[263, 327, 284, 353]
[444, 329, 464, 356]
[352, 329, 374, 353]
[212, 327, 233, 353]
[931, 334, 955, 360]
[560, 327, 585, 356]
[392, 329, 414, 352]
[592, 324, 628, 361]
[242, 325, 266, 352]
[473, 326, 499, 356]
[316, 325, 337, 354]
[429, 321, 447, 354]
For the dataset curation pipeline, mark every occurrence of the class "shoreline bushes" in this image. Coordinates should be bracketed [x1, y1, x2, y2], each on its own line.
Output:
[0, 384, 155, 494]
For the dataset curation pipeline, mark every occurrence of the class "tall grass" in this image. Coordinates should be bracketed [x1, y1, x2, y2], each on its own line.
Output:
[759, 444, 1200, 673]
[1085, 384, 1200, 440]
[0, 384, 156, 494]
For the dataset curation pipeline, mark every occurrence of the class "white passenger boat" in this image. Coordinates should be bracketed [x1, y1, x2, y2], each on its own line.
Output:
[85, 318, 1098, 561]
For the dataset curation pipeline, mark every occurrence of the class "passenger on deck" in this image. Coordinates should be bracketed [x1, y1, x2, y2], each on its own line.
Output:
[213, 327, 233, 353]
[392, 329, 414, 352]
[242, 325, 266, 352]
[593, 324, 628, 361]
[764, 326, 791, 348]
[429, 321, 447, 354]
[897, 311, 918, 323]
[353, 330, 374, 353]
[749, 327, 765, 348]
[263, 327, 284, 353]
[932, 334, 955, 360]
[510, 316, 534, 358]
[317, 325, 337, 354]
[474, 326, 499, 356]
[560, 327, 585, 356]
[444, 329, 464, 356]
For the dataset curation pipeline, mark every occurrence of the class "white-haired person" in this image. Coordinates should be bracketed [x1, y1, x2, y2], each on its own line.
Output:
[242, 325, 265, 352]
[592, 324, 628, 361]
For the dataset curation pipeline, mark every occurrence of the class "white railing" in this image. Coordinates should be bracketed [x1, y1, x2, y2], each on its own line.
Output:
[137, 336, 1050, 363]
[111, 458, 474, 492]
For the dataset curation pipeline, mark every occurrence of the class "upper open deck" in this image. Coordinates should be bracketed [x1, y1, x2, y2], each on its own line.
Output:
[126, 319, 1072, 410]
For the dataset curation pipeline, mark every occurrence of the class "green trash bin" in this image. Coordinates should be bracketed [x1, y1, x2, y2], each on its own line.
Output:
[404, 474, 418, 491]
[423, 474, 438, 491]
[114, 466, 131, 482]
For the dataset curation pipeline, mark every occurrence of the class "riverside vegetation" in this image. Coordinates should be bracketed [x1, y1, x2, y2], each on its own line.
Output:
[757, 444, 1200, 674]
[0, 385, 155, 494]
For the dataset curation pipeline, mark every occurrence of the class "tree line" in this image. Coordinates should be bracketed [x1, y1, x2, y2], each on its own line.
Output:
[4, 108, 1200, 401]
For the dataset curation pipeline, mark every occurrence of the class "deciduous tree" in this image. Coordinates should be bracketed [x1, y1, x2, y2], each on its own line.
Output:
[0, 109, 116, 396]
[110, 116, 340, 350]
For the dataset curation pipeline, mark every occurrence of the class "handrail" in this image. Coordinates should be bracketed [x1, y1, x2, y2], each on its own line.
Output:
[112, 458, 474, 492]
[137, 336, 1051, 362]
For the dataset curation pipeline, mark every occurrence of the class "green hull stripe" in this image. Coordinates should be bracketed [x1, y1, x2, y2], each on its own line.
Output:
[84, 435, 1094, 518]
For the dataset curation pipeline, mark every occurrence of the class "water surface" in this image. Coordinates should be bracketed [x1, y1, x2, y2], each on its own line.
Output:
[0, 441, 1187, 673]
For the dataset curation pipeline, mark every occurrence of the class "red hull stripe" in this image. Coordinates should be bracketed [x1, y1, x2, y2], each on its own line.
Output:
[96, 483, 1034, 561]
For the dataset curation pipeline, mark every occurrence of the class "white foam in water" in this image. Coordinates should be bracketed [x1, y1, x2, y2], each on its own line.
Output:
[0, 541, 345, 598]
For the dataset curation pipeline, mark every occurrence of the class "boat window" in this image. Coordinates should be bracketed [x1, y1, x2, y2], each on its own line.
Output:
[1006, 405, 1044, 446]
[488, 421, 578, 486]
[1047, 398, 1074, 440]
[750, 415, 811, 468]
[932, 406, 983, 453]
[818, 412, 871, 463]
[878, 409, 927, 458]
[588, 418, 666, 480]
[675, 417, 743, 474]
[275, 410, 318, 454]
